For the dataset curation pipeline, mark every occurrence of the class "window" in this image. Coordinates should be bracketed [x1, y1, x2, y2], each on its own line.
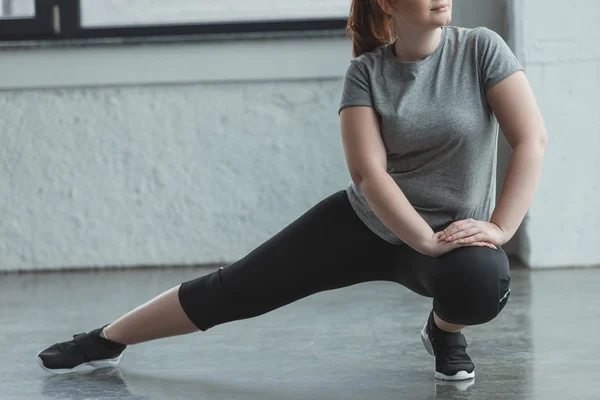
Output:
[1, 0, 35, 18]
[80, 0, 351, 27]
[0, 0, 349, 42]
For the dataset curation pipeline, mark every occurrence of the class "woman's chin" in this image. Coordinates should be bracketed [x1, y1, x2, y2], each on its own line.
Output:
[435, 17, 452, 27]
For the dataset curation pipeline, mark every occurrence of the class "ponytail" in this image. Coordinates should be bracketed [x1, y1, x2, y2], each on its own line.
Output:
[345, 0, 396, 58]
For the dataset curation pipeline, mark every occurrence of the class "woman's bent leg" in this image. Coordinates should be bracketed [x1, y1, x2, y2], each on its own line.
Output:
[393, 222, 511, 326]
[392, 222, 510, 380]
[428, 245, 511, 326]
[178, 189, 399, 332]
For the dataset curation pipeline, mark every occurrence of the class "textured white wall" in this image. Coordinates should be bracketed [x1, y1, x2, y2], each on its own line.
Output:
[510, 0, 600, 268]
[0, 1, 516, 272]
[0, 81, 347, 271]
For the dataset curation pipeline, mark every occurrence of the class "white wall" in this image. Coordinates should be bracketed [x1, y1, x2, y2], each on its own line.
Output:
[0, 77, 348, 271]
[510, 0, 600, 268]
[0, 34, 362, 272]
[0, 1, 521, 272]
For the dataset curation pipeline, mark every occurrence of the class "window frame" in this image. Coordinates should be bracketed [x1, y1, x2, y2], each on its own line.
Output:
[0, 0, 348, 42]
[0, 0, 55, 40]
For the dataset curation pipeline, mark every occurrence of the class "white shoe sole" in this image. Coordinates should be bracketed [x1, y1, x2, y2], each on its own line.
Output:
[420, 321, 475, 381]
[36, 350, 123, 374]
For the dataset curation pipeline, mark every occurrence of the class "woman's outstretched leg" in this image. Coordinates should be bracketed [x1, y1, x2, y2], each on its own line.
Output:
[36, 189, 400, 373]
[176, 188, 400, 332]
[101, 285, 199, 345]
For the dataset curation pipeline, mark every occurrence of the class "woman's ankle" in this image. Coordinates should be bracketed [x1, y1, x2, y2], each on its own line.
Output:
[433, 311, 465, 333]
[101, 325, 127, 346]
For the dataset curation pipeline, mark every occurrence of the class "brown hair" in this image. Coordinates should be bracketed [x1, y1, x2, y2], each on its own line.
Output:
[345, 0, 396, 58]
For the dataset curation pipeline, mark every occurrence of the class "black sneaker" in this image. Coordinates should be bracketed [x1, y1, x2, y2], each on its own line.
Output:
[36, 324, 127, 374]
[420, 310, 475, 381]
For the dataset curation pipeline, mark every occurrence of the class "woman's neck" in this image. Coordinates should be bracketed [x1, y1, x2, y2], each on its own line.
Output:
[393, 26, 443, 63]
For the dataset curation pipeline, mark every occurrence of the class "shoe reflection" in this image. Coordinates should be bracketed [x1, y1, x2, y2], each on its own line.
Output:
[42, 367, 150, 400]
[434, 378, 475, 396]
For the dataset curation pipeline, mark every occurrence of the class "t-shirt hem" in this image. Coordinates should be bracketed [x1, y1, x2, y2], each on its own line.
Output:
[345, 184, 405, 246]
[338, 102, 375, 115]
[484, 65, 524, 92]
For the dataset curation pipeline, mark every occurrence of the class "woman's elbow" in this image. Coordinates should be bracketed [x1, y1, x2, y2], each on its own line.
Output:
[351, 168, 387, 189]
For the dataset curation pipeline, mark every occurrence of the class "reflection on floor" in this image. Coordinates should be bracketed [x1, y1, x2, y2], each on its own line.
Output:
[1, 260, 599, 400]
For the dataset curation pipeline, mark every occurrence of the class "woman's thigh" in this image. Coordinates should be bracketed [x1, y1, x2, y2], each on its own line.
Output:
[178, 189, 399, 331]
[218, 189, 400, 297]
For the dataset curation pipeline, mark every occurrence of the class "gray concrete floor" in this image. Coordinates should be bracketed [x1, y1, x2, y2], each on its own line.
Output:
[1, 262, 600, 400]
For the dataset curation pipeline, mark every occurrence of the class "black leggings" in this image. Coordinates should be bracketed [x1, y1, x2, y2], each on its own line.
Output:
[178, 189, 511, 331]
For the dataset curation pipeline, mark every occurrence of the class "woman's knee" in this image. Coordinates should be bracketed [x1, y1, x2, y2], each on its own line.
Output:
[433, 246, 511, 325]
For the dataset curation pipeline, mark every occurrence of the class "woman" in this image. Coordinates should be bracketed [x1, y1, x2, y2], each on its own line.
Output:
[36, 0, 547, 381]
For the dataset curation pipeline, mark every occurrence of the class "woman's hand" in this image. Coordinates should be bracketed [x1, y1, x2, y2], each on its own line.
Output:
[426, 230, 497, 258]
[438, 219, 506, 247]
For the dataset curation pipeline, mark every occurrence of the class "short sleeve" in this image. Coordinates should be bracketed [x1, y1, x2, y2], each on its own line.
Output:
[476, 27, 524, 92]
[338, 59, 375, 115]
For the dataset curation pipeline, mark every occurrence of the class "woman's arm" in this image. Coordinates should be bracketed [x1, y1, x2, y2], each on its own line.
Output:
[486, 71, 548, 243]
[340, 105, 435, 255]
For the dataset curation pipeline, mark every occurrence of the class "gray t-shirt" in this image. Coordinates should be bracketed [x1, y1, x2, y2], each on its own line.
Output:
[338, 25, 523, 246]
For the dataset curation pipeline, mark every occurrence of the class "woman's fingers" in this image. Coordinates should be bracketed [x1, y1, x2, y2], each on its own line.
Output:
[467, 241, 497, 250]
